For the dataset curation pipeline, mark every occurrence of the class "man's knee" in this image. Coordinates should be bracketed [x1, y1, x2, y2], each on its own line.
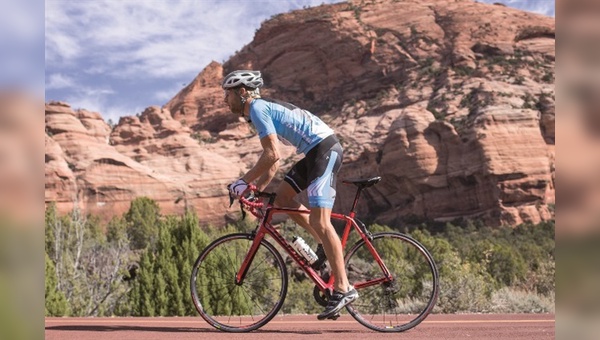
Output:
[309, 209, 332, 231]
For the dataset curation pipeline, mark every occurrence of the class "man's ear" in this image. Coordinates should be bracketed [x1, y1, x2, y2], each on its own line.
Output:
[238, 87, 247, 96]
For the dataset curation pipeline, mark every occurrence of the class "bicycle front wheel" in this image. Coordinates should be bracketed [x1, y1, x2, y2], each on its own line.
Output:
[190, 233, 288, 332]
[345, 232, 439, 332]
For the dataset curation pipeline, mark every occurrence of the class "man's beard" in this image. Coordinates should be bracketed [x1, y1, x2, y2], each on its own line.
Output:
[230, 99, 243, 115]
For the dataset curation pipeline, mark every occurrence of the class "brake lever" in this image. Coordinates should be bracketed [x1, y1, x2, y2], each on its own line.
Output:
[227, 184, 235, 208]
[239, 192, 257, 219]
[240, 201, 246, 220]
[229, 185, 248, 219]
[228, 185, 258, 220]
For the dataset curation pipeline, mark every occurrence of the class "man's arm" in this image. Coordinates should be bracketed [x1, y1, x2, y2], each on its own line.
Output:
[242, 134, 280, 191]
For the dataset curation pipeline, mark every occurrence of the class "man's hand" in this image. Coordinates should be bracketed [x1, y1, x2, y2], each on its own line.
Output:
[229, 178, 249, 197]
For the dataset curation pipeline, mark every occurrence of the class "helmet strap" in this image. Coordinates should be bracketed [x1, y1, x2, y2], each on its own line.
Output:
[239, 95, 247, 116]
[239, 95, 251, 122]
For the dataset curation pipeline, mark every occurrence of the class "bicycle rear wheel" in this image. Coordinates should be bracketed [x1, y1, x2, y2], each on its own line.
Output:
[344, 232, 439, 332]
[190, 233, 288, 332]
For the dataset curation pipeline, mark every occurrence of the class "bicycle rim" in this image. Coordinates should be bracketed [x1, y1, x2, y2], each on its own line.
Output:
[344, 232, 439, 332]
[190, 233, 288, 332]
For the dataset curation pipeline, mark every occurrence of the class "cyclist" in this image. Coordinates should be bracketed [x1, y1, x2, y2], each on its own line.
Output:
[223, 70, 358, 320]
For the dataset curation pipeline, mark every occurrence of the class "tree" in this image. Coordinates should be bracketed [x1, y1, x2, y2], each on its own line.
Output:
[45, 205, 134, 316]
[129, 250, 156, 316]
[125, 197, 161, 250]
[128, 212, 210, 316]
[45, 253, 69, 316]
[45, 202, 58, 259]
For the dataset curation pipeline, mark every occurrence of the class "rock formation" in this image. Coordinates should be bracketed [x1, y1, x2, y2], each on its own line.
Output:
[45, 0, 555, 226]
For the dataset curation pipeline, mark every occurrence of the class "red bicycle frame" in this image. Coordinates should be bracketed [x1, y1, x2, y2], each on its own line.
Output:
[234, 187, 394, 294]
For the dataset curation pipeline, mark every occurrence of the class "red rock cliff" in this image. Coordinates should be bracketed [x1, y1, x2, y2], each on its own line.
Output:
[45, 0, 555, 226]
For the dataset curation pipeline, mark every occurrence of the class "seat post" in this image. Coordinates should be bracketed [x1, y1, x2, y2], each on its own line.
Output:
[349, 186, 364, 216]
[342, 176, 381, 217]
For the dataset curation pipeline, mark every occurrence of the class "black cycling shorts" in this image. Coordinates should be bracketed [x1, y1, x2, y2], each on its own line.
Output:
[284, 135, 343, 209]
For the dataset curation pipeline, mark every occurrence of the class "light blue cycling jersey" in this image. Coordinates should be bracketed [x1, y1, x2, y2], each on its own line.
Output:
[249, 98, 334, 155]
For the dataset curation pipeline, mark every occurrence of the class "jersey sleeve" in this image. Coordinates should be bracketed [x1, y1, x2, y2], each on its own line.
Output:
[250, 100, 276, 139]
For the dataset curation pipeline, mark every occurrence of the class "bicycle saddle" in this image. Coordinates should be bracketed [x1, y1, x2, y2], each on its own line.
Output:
[342, 176, 382, 188]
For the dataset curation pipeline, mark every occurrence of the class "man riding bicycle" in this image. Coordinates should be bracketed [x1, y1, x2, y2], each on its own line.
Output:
[223, 70, 358, 320]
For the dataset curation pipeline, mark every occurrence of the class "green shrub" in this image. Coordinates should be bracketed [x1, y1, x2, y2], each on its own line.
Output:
[411, 229, 495, 313]
[125, 197, 161, 250]
[129, 212, 210, 316]
[45, 253, 69, 316]
[45, 204, 131, 316]
[437, 260, 495, 313]
[45, 198, 555, 316]
[491, 287, 554, 313]
[487, 244, 528, 287]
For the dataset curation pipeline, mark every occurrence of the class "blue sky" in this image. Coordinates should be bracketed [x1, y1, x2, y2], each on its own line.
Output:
[3, 1, 555, 123]
[0, 0, 44, 96]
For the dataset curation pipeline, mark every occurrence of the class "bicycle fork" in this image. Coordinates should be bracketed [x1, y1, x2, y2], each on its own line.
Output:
[234, 231, 267, 285]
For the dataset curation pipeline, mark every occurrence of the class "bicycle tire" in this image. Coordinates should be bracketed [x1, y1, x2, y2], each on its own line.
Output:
[190, 233, 288, 332]
[344, 232, 439, 332]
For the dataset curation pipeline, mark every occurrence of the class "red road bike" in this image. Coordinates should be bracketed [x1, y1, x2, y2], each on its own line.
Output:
[190, 176, 439, 332]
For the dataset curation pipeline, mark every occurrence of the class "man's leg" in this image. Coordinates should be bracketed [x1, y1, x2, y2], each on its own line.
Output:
[308, 207, 349, 292]
[312, 206, 358, 320]
[274, 181, 322, 243]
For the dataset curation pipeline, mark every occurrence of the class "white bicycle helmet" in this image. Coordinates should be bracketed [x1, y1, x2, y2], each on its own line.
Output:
[222, 70, 263, 89]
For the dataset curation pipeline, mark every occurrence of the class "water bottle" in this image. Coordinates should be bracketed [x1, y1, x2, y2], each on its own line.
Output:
[291, 236, 318, 265]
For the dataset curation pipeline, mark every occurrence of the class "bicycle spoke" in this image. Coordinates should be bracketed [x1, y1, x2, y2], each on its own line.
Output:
[345, 232, 439, 332]
[245, 253, 270, 278]
[191, 234, 288, 332]
[239, 283, 268, 317]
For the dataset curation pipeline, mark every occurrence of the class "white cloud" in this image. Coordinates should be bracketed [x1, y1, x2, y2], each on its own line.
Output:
[44, 2, 82, 63]
[63, 85, 114, 110]
[46, 73, 75, 90]
[65, 86, 136, 123]
[46, 0, 245, 79]
[154, 83, 187, 103]
[45, 0, 342, 81]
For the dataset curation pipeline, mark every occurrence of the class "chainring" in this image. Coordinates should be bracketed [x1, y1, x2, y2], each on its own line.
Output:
[313, 285, 330, 307]
[313, 271, 332, 307]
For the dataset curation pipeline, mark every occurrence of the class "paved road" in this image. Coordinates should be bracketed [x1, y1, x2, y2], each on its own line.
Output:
[45, 313, 554, 340]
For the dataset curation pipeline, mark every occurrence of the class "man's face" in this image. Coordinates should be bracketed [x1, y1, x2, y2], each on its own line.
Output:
[223, 88, 243, 115]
